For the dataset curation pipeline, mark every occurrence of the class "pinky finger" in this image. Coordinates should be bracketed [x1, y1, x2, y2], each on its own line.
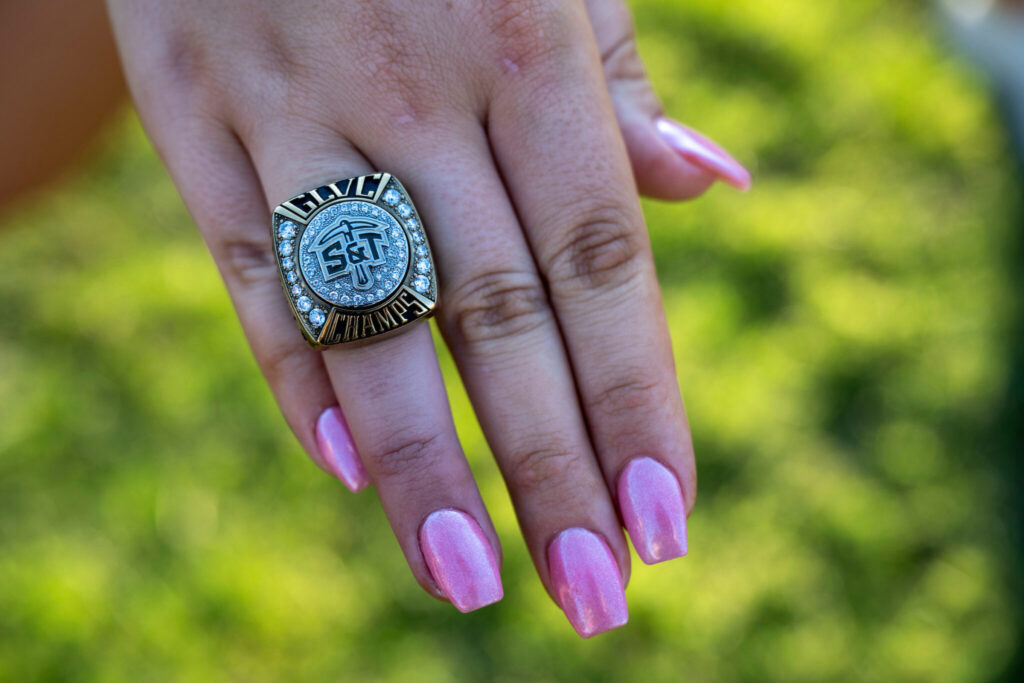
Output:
[152, 117, 367, 490]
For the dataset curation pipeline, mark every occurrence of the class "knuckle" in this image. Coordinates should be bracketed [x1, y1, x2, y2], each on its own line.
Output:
[443, 269, 551, 350]
[586, 374, 665, 421]
[544, 203, 647, 292]
[483, 0, 571, 69]
[370, 429, 448, 480]
[215, 233, 279, 288]
[257, 340, 312, 385]
[601, 32, 646, 84]
[505, 441, 586, 495]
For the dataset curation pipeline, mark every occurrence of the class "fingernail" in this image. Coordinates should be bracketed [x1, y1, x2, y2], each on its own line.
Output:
[617, 457, 689, 564]
[655, 116, 752, 191]
[419, 508, 504, 613]
[547, 528, 628, 638]
[315, 406, 369, 493]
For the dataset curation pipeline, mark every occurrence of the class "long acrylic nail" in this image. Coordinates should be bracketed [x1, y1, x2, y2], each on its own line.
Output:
[315, 406, 369, 492]
[617, 457, 689, 564]
[655, 116, 752, 190]
[547, 528, 628, 638]
[419, 508, 503, 613]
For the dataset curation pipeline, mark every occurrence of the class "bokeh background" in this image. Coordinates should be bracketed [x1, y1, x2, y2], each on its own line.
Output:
[1, 0, 1022, 680]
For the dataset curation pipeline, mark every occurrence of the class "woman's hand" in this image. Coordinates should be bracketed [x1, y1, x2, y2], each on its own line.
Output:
[106, 0, 749, 637]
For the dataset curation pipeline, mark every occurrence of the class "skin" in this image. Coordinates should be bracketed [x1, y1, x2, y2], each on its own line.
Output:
[4, 0, 747, 619]
[0, 1, 125, 207]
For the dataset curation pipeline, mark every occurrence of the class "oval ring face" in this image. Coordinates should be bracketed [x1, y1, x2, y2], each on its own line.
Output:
[299, 200, 410, 308]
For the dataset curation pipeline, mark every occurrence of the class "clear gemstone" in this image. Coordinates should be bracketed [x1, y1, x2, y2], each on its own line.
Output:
[411, 231, 424, 244]
[291, 284, 303, 296]
[416, 246, 427, 257]
[407, 218, 419, 230]
[278, 221, 297, 240]
[397, 203, 412, 218]
[341, 295, 351, 305]
[281, 256, 295, 270]
[383, 189, 401, 205]
[278, 241, 294, 256]
[353, 294, 364, 304]
[286, 271, 299, 284]
[309, 308, 326, 327]
[296, 296, 313, 312]
[375, 289, 384, 297]
[416, 259, 431, 274]
[413, 276, 430, 293]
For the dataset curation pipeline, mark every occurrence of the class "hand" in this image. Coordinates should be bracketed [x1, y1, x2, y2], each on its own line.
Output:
[106, 0, 749, 637]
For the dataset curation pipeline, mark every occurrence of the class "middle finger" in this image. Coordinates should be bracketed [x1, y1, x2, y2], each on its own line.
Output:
[354, 119, 631, 638]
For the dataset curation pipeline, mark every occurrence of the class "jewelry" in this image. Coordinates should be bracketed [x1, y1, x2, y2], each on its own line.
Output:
[272, 173, 437, 347]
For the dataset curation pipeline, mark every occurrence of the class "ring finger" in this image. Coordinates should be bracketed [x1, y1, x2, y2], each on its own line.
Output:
[352, 119, 631, 638]
[243, 122, 505, 613]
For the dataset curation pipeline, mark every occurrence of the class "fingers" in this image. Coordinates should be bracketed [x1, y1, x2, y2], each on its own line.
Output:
[138, 116, 348, 481]
[489, 2, 697, 565]
[584, 0, 751, 198]
[246, 125, 503, 612]
[350, 123, 630, 636]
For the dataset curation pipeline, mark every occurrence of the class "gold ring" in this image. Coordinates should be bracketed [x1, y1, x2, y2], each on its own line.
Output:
[272, 173, 438, 347]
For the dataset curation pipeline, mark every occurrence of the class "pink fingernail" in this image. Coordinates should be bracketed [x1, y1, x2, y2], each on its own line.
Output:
[419, 508, 504, 613]
[617, 457, 688, 564]
[315, 406, 369, 493]
[547, 528, 628, 638]
[655, 117, 752, 191]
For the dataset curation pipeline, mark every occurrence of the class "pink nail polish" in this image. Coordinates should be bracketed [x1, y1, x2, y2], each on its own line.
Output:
[655, 117, 752, 191]
[547, 528, 628, 638]
[617, 457, 688, 564]
[419, 509, 504, 613]
[315, 406, 369, 493]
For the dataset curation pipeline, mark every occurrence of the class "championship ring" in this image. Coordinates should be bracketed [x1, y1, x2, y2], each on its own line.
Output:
[272, 173, 438, 347]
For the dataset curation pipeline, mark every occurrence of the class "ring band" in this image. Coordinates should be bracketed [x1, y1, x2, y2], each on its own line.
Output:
[272, 173, 437, 347]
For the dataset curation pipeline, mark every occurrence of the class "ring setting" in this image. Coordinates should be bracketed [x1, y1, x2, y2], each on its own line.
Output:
[273, 173, 437, 347]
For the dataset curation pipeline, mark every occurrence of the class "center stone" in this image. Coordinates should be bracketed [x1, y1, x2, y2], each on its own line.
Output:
[299, 200, 410, 308]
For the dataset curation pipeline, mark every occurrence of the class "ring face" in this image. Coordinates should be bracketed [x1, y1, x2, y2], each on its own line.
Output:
[272, 173, 437, 347]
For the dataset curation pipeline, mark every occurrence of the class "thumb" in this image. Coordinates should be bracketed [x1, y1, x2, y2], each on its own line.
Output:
[586, 0, 752, 198]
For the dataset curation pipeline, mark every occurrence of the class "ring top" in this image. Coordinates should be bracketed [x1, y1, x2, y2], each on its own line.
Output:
[272, 173, 437, 347]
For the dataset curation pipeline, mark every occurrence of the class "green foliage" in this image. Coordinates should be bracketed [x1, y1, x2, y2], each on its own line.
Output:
[0, 0, 1018, 680]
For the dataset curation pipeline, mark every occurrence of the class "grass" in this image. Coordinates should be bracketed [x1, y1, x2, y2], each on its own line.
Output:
[0, 0, 1020, 680]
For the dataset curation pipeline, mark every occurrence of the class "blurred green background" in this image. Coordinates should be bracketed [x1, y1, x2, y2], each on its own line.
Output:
[1, 0, 1021, 680]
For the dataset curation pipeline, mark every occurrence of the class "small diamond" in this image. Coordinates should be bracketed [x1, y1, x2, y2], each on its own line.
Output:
[286, 271, 299, 284]
[291, 284, 303, 296]
[296, 296, 313, 312]
[341, 295, 351, 305]
[278, 241, 294, 256]
[278, 222, 297, 240]
[397, 203, 412, 218]
[407, 218, 419, 230]
[416, 259, 431, 274]
[413, 276, 430, 293]
[309, 308, 326, 327]
[411, 231, 424, 244]
[281, 256, 295, 270]
[416, 246, 427, 257]
[383, 189, 401, 205]
[391, 228, 403, 240]
[375, 289, 384, 297]
[353, 294, 364, 304]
